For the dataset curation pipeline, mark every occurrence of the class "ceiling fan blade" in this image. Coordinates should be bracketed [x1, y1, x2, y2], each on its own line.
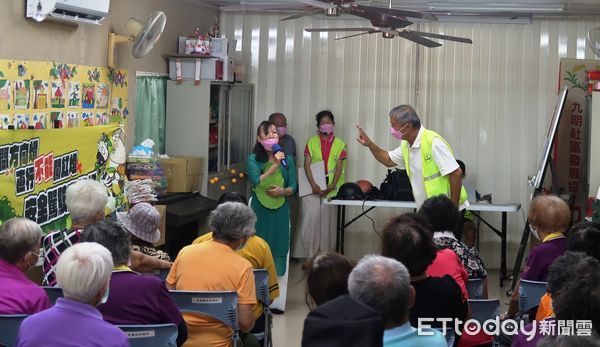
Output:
[305, 27, 374, 32]
[353, 4, 438, 21]
[397, 30, 442, 47]
[221, 3, 306, 11]
[280, 8, 322, 21]
[335, 31, 377, 40]
[407, 30, 473, 44]
[349, 9, 413, 29]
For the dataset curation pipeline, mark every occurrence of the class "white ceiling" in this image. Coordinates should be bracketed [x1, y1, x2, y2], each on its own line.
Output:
[198, 0, 600, 17]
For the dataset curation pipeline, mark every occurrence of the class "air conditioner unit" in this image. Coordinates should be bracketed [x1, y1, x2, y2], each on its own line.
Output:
[26, 0, 110, 25]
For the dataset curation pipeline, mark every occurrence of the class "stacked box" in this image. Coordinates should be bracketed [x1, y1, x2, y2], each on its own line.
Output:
[126, 156, 169, 197]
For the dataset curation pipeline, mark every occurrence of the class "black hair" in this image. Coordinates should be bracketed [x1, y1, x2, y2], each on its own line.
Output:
[218, 192, 248, 206]
[306, 252, 354, 309]
[81, 219, 131, 266]
[418, 195, 460, 233]
[552, 254, 600, 335]
[381, 213, 437, 277]
[546, 251, 587, 295]
[252, 120, 275, 163]
[567, 222, 600, 260]
[538, 335, 600, 347]
[315, 110, 335, 126]
[456, 160, 466, 175]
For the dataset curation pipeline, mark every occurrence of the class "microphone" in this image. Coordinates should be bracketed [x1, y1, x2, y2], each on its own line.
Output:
[272, 143, 288, 169]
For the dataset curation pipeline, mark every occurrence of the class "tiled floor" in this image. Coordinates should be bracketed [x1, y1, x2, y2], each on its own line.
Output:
[271, 259, 512, 347]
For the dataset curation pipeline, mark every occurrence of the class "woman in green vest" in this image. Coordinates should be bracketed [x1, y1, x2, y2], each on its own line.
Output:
[247, 120, 297, 312]
[300, 110, 347, 262]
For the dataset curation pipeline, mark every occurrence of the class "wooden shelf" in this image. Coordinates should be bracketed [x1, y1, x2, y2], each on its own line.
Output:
[162, 53, 220, 60]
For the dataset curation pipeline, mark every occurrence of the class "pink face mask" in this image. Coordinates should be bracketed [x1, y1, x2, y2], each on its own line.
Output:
[390, 124, 408, 140]
[261, 138, 279, 151]
[277, 127, 287, 136]
[319, 124, 335, 134]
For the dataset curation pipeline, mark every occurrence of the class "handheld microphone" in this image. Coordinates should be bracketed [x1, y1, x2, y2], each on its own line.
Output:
[272, 144, 288, 169]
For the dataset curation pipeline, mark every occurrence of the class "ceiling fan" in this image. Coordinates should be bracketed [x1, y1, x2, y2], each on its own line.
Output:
[305, 0, 472, 47]
[279, 0, 437, 22]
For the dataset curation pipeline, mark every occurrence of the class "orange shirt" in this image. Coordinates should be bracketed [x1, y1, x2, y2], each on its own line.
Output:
[167, 241, 256, 347]
[536, 293, 554, 321]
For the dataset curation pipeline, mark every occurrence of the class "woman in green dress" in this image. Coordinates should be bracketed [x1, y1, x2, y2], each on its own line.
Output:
[247, 120, 297, 312]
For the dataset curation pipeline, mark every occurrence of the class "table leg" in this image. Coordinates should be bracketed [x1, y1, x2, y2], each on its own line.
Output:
[335, 205, 341, 253]
[341, 206, 346, 255]
[501, 212, 507, 287]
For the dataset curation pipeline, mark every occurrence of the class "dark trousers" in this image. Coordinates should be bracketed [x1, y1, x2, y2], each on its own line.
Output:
[455, 209, 466, 241]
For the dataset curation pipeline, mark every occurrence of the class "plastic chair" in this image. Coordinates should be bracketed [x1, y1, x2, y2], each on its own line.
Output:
[170, 290, 241, 347]
[117, 323, 178, 347]
[145, 269, 170, 281]
[0, 314, 29, 347]
[468, 299, 501, 347]
[519, 279, 548, 315]
[42, 286, 64, 305]
[466, 278, 484, 299]
[253, 269, 272, 347]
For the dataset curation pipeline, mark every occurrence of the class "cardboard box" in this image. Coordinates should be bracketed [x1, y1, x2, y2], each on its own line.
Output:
[155, 204, 167, 247]
[160, 157, 203, 193]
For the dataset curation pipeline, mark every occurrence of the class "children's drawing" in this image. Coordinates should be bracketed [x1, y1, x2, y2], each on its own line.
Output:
[81, 112, 95, 126]
[67, 112, 79, 128]
[33, 80, 49, 109]
[96, 112, 109, 125]
[68, 82, 80, 108]
[14, 80, 30, 109]
[32, 113, 47, 129]
[82, 83, 95, 109]
[0, 114, 12, 129]
[96, 84, 109, 109]
[50, 111, 64, 128]
[0, 80, 10, 110]
[50, 81, 65, 108]
[15, 114, 29, 129]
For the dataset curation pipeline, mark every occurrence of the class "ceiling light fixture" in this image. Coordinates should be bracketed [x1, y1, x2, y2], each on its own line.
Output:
[428, 2, 564, 13]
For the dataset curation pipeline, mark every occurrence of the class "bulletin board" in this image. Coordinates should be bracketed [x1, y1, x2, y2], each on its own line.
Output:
[0, 59, 129, 233]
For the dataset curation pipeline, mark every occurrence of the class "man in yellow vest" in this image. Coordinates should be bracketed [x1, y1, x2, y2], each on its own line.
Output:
[356, 105, 468, 211]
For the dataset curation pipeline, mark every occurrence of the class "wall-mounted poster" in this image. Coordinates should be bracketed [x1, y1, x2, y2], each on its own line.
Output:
[68, 82, 80, 108]
[67, 112, 79, 128]
[81, 112, 94, 126]
[50, 111, 64, 128]
[82, 83, 95, 109]
[0, 80, 11, 110]
[33, 80, 49, 109]
[0, 114, 12, 129]
[96, 83, 109, 109]
[51, 81, 65, 108]
[14, 114, 29, 129]
[32, 113, 47, 129]
[96, 112, 109, 125]
[14, 80, 30, 109]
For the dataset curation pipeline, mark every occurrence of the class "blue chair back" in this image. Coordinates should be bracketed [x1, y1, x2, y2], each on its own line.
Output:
[118, 323, 177, 347]
[42, 286, 64, 305]
[466, 278, 484, 299]
[145, 269, 170, 281]
[468, 299, 501, 323]
[253, 269, 272, 347]
[519, 279, 548, 314]
[0, 314, 28, 347]
[169, 290, 240, 346]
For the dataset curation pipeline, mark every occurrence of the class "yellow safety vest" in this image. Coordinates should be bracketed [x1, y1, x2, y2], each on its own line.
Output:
[307, 135, 347, 198]
[401, 129, 468, 205]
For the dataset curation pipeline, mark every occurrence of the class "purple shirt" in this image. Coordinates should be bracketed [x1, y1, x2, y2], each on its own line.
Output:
[15, 297, 129, 347]
[0, 258, 50, 314]
[511, 318, 554, 347]
[98, 270, 183, 326]
[521, 237, 567, 281]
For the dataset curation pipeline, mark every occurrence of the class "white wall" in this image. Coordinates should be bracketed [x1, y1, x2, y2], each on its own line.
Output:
[221, 12, 600, 268]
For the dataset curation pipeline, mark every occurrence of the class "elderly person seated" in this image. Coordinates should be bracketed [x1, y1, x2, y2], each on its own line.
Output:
[0, 218, 50, 314]
[117, 202, 171, 262]
[193, 192, 278, 335]
[167, 202, 257, 347]
[81, 219, 187, 346]
[42, 179, 170, 287]
[505, 194, 569, 319]
[349, 255, 446, 347]
[305, 252, 354, 310]
[15, 242, 128, 347]
[381, 214, 468, 335]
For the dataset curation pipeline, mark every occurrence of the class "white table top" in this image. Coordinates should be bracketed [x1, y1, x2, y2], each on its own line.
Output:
[322, 199, 521, 213]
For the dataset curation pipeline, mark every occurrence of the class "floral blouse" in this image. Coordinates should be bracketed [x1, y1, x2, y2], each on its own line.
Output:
[433, 232, 488, 279]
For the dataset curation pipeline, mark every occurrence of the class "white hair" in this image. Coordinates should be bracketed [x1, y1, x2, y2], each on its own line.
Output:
[56, 242, 113, 304]
[210, 202, 257, 242]
[348, 254, 411, 324]
[0, 218, 42, 264]
[66, 179, 108, 224]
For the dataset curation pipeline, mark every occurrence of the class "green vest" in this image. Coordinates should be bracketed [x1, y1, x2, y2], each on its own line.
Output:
[401, 129, 468, 205]
[255, 162, 286, 209]
[307, 135, 346, 198]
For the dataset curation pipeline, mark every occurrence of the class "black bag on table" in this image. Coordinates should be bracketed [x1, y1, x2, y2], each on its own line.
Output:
[379, 169, 414, 201]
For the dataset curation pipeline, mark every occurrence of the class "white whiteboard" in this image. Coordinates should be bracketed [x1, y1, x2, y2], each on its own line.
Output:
[531, 86, 569, 190]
